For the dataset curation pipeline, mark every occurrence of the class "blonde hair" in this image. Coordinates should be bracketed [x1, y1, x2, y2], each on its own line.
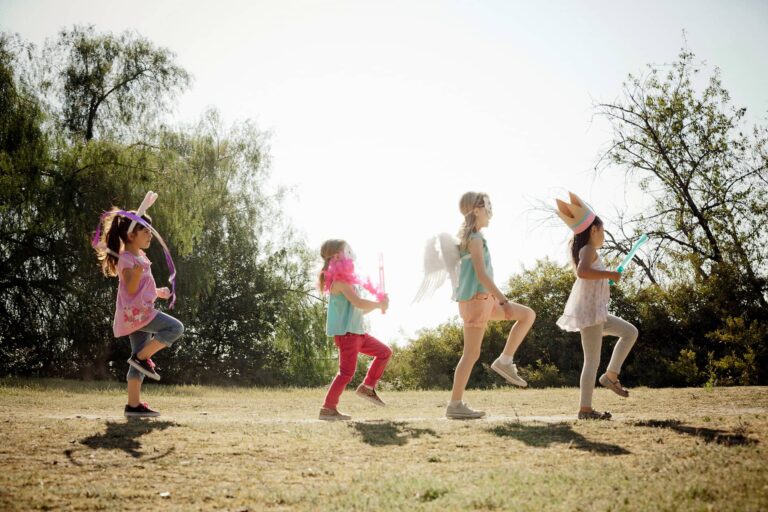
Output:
[318, 239, 347, 291]
[457, 191, 488, 251]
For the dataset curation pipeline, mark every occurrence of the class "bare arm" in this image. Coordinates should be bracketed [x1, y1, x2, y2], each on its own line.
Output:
[334, 281, 389, 314]
[121, 263, 144, 295]
[577, 245, 621, 281]
[468, 237, 508, 303]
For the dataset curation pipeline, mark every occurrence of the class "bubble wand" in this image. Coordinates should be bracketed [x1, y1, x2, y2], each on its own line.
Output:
[378, 252, 386, 315]
[609, 234, 649, 285]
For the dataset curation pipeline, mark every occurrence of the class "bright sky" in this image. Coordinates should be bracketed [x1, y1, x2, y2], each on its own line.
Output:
[3, 0, 767, 344]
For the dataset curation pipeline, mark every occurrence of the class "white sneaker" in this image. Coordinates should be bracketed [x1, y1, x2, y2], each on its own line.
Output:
[491, 358, 528, 387]
[445, 401, 486, 420]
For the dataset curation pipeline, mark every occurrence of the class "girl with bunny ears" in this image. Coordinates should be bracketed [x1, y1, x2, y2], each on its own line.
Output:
[93, 192, 184, 418]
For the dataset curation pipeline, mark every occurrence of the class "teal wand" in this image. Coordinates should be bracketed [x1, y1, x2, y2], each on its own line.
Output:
[609, 234, 649, 285]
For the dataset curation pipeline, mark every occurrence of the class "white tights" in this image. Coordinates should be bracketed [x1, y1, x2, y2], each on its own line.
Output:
[579, 314, 638, 408]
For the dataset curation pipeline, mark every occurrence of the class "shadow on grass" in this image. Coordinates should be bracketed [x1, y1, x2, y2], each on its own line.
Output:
[632, 420, 758, 447]
[487, 422, 631, 455]
[65, 419, 178, 463]
[351, 421, 440, 446]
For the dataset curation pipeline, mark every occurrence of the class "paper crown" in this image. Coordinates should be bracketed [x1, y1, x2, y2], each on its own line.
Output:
[555, 191, 596, 234]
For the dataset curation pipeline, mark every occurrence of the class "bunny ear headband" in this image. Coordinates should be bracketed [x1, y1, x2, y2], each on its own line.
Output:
[91, 191, 177, 308]
[128, 190, 158, 233]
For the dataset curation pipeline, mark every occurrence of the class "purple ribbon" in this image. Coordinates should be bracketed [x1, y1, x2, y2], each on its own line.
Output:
[92, 210, 177, 309]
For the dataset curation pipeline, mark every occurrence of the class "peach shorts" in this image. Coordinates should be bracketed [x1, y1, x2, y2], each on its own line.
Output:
[458, 293, 504, 329]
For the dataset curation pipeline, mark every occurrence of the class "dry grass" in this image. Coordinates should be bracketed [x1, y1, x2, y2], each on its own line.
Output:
[1, 379, 767, 511]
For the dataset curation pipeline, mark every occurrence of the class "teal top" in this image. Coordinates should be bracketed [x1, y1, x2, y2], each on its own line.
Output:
[326, 289, 366, 336]
[455, 232, 494, 301]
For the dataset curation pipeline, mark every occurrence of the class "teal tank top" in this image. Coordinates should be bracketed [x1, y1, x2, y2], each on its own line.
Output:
[455, 232, 493, 301]
[326, 290, 366, 336]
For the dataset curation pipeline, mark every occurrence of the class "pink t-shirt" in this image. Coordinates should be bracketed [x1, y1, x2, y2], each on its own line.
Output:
[113, 250, 159, 337]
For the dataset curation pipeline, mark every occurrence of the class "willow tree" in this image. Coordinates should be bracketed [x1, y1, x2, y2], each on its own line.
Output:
[1, 29, 327, 383]
[45, 25, 191, 142]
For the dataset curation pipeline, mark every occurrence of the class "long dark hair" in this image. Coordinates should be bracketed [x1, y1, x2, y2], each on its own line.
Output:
[569, 216, 602, 269]
[95, 208, 152, 277]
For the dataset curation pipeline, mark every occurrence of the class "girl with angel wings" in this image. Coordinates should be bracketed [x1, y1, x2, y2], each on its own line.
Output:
[415, 192, 536, 420]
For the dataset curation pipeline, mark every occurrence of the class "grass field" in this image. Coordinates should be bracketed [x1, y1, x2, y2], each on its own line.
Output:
[1, 379, 766, 511]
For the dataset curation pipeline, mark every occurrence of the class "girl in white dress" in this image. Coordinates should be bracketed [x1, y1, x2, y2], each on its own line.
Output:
[555, 192, 638, 420]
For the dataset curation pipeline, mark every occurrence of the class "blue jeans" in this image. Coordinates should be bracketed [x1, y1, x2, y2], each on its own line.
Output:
[127, 312, 184, 381]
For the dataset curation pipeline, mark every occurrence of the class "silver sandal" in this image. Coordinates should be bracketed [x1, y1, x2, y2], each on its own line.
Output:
[577, 409, 612, 420]
[599, 374, 629, 397]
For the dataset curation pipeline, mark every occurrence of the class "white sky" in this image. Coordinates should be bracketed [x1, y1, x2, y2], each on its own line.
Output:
[2, 0, 767, 344]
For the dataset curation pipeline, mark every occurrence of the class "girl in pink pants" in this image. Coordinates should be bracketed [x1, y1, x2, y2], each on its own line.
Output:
[318, 239, 391, 421]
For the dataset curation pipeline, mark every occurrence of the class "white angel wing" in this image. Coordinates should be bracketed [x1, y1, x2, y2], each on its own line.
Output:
[413, 236, 447, 302]
[438, 232, 460, 293]
[413, 233, 461, 303]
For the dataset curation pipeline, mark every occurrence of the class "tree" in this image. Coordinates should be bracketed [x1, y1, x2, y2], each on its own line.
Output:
[45, 25, 191, 142]
[0, 34, 55, 375]
[149, 111, 326, 385]
[595, 47, 768, 384]
[1, 29, 328, 384]
[272, 246, 337, 387]
[595, 48, 768, 311]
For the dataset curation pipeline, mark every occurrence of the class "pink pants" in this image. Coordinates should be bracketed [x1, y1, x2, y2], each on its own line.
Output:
[322, 333, 392, 409]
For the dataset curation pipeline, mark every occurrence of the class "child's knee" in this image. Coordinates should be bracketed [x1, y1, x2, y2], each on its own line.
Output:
[158, 320, 184, 345]
[336, 368, 355, 384]
[523, 306, 536, 324]
[380, 346, 393, 360]
[462, 347, 481, 363]
[170, 321, 185, 340]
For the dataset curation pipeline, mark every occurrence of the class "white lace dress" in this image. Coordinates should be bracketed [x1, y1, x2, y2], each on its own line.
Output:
[556, 255, 610, 332]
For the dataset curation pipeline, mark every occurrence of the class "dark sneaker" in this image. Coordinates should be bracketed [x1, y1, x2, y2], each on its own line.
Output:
[124, 402, 160, 418]
[319, 407, 351, 421]
[127, 355, 160, 381]
[355, 384, 386, 407]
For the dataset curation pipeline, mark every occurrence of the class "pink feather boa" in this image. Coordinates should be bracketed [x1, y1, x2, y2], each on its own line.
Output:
[323, 256, 387, 301]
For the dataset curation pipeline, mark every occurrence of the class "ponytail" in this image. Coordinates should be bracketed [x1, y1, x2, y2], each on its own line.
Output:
[457, 192, 487, 251]
[94, 208, 152, 277]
